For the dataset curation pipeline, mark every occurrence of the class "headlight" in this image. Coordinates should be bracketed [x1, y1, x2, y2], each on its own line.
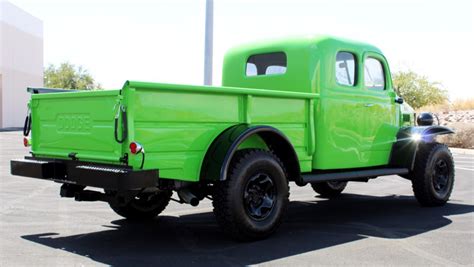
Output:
[411, 133, 422, 142]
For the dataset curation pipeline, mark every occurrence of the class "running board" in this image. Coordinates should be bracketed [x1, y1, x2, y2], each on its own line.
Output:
[301, 168, 409, 183]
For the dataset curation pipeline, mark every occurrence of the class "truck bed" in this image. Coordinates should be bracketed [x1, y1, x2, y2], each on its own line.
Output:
[30, 81, 318, 182]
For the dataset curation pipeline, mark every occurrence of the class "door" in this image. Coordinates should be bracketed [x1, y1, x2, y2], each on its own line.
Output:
[315, 51, 373, 169]
[360, 53, 399, 166]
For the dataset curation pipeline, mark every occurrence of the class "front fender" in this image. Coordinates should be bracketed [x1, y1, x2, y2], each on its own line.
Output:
[389, 126, 454, 170]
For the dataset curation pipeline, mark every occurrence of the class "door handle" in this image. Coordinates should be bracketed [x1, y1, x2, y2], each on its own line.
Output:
[364, 103, 374, 107]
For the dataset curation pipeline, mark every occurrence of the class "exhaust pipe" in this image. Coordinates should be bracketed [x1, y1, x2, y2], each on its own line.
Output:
[178, 189, 199, 206]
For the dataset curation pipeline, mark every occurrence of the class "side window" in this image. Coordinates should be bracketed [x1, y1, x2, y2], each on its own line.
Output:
[335, 52, 356, 86]
[246, 52, 287, 76]
[364, 57, 385, 90]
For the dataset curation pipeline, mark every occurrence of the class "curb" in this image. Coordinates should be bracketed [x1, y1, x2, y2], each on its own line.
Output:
[449, 148, 474, 155]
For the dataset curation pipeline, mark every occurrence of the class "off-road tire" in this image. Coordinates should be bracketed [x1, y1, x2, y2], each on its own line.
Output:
[311, 181, 347, 198]
[212, 149, 289, 241]
[109, 190, 172, 220]
[412, 143, 454, 207]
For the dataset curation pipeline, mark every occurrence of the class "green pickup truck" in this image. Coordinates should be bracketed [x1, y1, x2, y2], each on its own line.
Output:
[11, 35, 455, 241]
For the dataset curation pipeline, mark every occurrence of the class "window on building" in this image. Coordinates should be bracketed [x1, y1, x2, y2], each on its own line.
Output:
[335, 52, 356, 86]
[246, 52, 287, 76]
[364, 57, 385, 90]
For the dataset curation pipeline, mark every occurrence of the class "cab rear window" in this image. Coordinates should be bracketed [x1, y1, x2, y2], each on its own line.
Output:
[246, 52, 287, 76]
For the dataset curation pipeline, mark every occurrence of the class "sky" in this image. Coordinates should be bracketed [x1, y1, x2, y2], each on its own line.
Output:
[6, 0, 474, 99]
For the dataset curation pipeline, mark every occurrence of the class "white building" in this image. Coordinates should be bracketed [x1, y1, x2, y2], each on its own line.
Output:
[0, 0, 43, 129]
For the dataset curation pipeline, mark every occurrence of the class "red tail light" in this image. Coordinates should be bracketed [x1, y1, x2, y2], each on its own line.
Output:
[129, 142, 143, 154]
[23, 137, 30, 147]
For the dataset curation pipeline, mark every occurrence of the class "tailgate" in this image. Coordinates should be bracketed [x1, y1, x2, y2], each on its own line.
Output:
[30, 90, 125, 163]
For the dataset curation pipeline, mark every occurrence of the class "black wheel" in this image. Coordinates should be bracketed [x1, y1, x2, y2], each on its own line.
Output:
[311, 181, 347, 198]
[212, 149, 289, 241]
[108, 190, 172, 220]
[412, 143, 455, 207]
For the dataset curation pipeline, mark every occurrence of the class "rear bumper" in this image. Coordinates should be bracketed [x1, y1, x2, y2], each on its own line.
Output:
[10, 157, 159, 191]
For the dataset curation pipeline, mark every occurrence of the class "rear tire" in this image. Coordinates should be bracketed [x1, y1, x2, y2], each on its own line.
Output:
[311, 181, 347, 198]
[212, 149, 289, 241]
[412, 143, 454, 207]
[109, 190, 172, 220]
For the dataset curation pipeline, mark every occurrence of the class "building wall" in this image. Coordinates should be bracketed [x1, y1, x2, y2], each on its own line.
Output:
[0, 1, 43, 128]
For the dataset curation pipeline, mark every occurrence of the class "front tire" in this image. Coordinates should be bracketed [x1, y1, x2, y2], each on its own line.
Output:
[311, 181, 347, 198]
[109, 190, 172, 220]
[412, 143, 455, 207]
[212, 149, 289, 241]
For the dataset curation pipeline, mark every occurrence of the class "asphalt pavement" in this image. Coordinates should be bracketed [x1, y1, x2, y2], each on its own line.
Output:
[1, 131, 473, 266]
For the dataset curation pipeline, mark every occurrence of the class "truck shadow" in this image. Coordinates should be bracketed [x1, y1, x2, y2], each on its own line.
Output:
[22, 194, 474, 266]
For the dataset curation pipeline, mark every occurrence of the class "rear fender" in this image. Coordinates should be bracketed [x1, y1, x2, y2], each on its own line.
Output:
[389, 126, 454, 170]
[200, 124, 301, 183]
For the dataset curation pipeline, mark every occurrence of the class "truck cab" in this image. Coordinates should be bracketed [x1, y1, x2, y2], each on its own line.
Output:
[224, 35, 411, 170]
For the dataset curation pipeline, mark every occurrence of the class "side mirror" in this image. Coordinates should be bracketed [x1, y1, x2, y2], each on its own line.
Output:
[394, 97, 404, 104]
[417, 112, 434, 126]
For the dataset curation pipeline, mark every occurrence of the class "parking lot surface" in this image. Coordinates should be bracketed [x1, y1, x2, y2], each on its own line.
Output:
[1, 131, 473, 266]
